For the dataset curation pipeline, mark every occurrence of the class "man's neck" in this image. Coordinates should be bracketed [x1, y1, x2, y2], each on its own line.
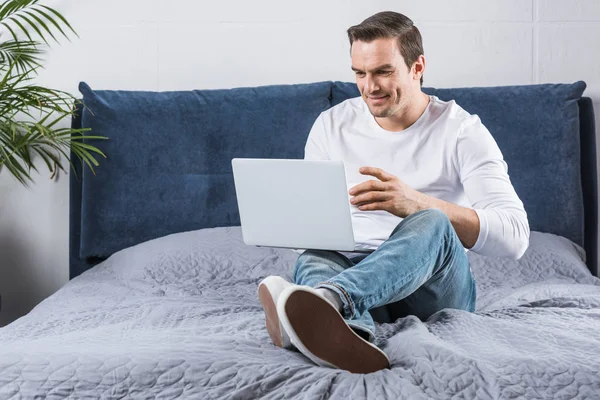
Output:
[374, 91, 430, 132]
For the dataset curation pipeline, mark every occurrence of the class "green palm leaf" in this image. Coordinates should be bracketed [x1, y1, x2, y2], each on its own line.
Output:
[0, 40, 43, 71]
[0, 0, 108, 186]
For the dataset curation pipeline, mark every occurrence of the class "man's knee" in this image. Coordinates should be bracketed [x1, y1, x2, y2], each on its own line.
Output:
[293, 251, 312, 281]
[414, 208, 450, 226]
[392, 208, 452, 236]
[293, 250, 331, 281]
[294, 250, 351, 281]
[296, 249, 325, 266]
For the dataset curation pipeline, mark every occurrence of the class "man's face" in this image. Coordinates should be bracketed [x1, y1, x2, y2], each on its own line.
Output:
[350, 37, 415, 118]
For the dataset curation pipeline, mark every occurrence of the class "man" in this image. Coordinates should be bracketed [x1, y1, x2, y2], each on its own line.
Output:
[257, 11, 530, 374]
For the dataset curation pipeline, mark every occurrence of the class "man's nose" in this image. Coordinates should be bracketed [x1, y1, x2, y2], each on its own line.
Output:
[364, 75, 379, 94]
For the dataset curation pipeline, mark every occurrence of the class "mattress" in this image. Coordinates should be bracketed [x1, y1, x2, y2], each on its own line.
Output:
[1, 227, 599, 399]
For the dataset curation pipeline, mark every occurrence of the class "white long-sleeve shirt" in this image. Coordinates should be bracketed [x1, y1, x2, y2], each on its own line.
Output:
[305, 95, 530, 259]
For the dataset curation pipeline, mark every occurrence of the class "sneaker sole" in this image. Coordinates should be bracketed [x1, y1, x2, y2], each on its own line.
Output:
[281, 288, 390, 374]
[258, 283, 284, 348]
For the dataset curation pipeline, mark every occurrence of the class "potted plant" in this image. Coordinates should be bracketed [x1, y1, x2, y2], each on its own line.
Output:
[0, 0, 106, 185]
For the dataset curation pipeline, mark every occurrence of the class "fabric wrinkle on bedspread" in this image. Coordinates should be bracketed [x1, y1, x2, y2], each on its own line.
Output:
[1, 226, 600, 399]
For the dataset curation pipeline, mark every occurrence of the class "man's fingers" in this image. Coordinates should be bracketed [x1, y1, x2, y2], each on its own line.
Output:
[350, 191, 389, 205]
[349, 180, 387, 195]
[359, 166, 394, 182]
[357, 201, 390, 211]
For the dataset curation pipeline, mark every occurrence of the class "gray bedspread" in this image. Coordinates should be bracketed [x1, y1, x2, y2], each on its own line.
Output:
[1, 227, 599, 399]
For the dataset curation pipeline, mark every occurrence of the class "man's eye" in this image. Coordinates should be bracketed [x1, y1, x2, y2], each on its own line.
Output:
[379, 71, 392, 76]
[356, 72, 365, 77]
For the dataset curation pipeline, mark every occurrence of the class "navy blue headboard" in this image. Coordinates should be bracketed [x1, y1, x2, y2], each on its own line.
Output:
[70, 82, 597, 278]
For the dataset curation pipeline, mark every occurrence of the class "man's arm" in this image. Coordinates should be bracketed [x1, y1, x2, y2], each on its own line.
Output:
[349, 115, 530, 259]
[412, 193, 480, 249]
[454, 115, 530, 258]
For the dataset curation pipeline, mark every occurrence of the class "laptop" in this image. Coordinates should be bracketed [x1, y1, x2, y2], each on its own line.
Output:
[231, 158, 370, 252]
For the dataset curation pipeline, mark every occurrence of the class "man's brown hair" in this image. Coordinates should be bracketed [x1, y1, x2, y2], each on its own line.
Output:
[347, 11, 424, 85]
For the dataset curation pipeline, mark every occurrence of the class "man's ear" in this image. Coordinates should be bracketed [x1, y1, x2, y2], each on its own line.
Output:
[413, 55, 426, 81]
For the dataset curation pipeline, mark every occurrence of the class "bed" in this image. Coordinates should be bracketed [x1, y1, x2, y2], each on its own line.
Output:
[0, 80, 599, 399]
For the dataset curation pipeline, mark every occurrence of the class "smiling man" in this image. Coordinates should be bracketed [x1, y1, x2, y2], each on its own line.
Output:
[257, 11, 530, 373]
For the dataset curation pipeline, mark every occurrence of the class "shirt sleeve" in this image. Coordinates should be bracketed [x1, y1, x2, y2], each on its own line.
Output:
[456, 115, 530, 259]
[304, 113, 330, 161]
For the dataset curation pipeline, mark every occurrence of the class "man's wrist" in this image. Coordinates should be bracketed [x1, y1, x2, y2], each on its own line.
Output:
[411, 191, 431, 214]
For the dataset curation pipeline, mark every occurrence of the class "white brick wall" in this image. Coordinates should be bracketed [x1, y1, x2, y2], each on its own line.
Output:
[1, 0, 599, 325]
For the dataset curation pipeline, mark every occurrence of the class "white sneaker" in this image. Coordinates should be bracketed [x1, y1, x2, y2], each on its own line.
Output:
[257, 276, 294, 349]
[277, 285, 390, 374]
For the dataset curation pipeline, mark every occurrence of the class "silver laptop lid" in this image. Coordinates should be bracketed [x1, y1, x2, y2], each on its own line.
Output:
[232, 158, 356, 251]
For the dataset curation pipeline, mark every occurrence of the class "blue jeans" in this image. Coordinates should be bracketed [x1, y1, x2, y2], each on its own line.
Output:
[293, 209, 476, 342]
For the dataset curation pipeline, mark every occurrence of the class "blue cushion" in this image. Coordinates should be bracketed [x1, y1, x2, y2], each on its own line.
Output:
[78, 82, 332, 258]
[331, 81, 361, 107]
[331, 81, 587, 247]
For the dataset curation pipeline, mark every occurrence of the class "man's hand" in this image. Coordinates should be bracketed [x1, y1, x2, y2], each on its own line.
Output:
[349, 166, 480, 248]
[348, 167, 428, 218]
